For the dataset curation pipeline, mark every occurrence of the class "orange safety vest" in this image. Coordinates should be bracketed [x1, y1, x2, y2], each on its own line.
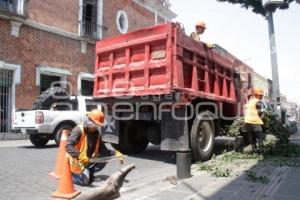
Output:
[244, 98, 264, 125]
[69, 125, 100, 174]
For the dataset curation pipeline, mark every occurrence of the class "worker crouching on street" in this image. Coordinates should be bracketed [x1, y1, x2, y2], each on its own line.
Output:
[244, 88, 265, 153]
[65, 109, 123, 186]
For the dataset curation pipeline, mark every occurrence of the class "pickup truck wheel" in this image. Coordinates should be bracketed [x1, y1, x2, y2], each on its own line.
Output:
[29, 134, 50, 147]
[190, 112, 215, 162]
[54, 124, 74, 146]
[112, 122, 149, 154]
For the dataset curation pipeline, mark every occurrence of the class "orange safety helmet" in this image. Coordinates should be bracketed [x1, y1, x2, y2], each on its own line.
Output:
[196, 21, 206, 29]
[87, 109, 104, 126]
[253, 88, 264, 96]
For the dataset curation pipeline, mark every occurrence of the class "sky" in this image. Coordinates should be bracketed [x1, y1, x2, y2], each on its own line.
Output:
[170, 0, 300, 104]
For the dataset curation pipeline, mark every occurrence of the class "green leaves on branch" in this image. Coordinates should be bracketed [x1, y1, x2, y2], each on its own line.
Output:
[262, 112, 290, 144]
[228, 111, 290, 154]
[216, 0, 295, 16]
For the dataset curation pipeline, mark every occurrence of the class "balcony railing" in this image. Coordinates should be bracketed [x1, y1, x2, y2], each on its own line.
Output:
[80, 20, 101, 40]
[0, 0, 18, 14]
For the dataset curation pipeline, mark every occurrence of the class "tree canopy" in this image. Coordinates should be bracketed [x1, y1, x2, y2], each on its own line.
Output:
[216, 0, 295, 16]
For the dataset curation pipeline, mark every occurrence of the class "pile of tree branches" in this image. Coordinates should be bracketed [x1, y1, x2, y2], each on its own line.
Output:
[228, 112, 290, 153]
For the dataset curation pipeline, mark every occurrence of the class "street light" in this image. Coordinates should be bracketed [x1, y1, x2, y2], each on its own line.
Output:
[262, 0, 284, 117]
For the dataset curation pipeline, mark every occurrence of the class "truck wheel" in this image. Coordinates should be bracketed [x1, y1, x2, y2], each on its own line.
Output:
[112, 122, 149, 154]
[190, 112, 215, 162]
[53, 124, 74, 146]
[32, 87, 69, 110]
[29, 134, 50, 147]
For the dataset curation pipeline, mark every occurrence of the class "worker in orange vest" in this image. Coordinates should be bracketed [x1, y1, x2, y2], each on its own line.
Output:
[190, 21, 214, 49]
[244, 88, 265, 153]
[65, 109, 123, 186]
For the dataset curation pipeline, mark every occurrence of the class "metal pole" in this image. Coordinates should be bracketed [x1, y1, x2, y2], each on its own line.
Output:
[267, 11, 281, 117]
[176, 150, 191, 180]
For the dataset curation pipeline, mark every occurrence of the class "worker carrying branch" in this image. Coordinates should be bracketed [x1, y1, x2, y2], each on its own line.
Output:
[65, 109, 124, 186]
[244, 88, 265, 153]
[190, 21, 215, 49]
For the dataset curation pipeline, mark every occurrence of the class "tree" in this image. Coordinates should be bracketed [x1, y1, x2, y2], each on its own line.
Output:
[216, 0, 295, 16]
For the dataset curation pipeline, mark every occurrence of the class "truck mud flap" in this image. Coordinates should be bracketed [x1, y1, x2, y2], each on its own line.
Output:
[161, 107, 190, 151]
[101, 115, 119, 144]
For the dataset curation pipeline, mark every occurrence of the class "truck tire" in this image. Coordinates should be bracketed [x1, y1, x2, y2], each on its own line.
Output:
[53, 123, 74, 146]
[29, 134, 50, 147]
[190, 112, 215, 162]
[112, 122, 149, 154]
[32, 87, 69, 110]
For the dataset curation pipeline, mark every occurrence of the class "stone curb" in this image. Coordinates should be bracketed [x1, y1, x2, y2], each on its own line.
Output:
[0, 133, 29, 141]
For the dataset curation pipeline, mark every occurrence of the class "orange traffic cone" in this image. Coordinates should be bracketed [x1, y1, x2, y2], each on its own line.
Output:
[51, 156, 81, 199]
[49, 130, 70, 179]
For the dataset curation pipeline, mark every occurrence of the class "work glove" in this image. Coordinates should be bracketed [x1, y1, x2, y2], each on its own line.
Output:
[78, 155, 90, 166]
[205, 43, 215, 49]
[114, 150, 124, 165]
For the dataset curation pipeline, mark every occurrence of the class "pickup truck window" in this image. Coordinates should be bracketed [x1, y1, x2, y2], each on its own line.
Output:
[51, 100, 78, 111]
[86, 104, 97, 111]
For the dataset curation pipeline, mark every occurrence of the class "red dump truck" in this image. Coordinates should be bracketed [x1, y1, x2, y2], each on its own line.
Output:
[93, 23, 243, 161]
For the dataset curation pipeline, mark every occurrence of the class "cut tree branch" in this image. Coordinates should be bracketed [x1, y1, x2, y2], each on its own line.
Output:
[74, 164, 136, 200]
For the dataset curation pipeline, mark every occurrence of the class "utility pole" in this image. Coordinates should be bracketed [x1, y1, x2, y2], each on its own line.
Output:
[262, 0, 284, 117]
[266, 11, 281, 116]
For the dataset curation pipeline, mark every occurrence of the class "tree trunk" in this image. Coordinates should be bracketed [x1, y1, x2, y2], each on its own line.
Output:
[74, 164, 135, 200]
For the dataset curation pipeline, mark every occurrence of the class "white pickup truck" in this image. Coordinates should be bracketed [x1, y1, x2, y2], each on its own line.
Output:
[12, 96, 99, 147]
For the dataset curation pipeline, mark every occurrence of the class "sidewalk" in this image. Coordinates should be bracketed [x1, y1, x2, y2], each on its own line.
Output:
[118, 133, 300, 200]
[140, 165, 299, 200]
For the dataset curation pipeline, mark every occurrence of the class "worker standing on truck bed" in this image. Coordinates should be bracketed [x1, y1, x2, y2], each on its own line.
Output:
[65, 109, 123, 186]
[244, 88, 265, 153]
[190, 21, 214, 49]
[190, 21, 206, 42]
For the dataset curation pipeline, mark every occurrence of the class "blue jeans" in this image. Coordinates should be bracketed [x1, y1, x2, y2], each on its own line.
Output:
[72, 168, 91, 186]
[72, 144, 115, 186]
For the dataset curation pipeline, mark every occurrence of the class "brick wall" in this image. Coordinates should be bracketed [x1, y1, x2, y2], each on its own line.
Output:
[0, 0, 172, 110]
[103, 0, 155, 38]
[26, 0, 79, 34]
[0, 19, 95, 109]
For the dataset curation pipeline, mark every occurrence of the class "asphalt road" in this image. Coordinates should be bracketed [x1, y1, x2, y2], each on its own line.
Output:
[0, 140, 177, 200]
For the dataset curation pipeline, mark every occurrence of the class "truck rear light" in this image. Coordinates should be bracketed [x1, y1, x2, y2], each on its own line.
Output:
[35, 111, 44, 124]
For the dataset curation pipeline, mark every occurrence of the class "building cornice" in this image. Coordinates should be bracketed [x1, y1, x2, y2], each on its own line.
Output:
[131, 0, 177, 20]
[0, 13, 96, 44]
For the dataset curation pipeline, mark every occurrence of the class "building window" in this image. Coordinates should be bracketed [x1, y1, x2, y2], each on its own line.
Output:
[81, 79, 94, 96]
[36, 66, 72, 93]
[77, 72, 94, 96]
[0, 69, 13, 133]
[0, 0, 24, 15]
[116, 10, 128, 34]
[40, 74, 62, 93]
[80, 0, 99, 39]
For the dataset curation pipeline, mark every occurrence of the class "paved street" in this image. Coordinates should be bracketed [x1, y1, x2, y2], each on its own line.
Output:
[0, 140, 176, 200]
[1, 133, 300, 200]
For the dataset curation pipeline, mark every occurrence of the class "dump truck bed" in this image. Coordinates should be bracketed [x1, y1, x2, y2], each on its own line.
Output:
[94, 23, 237, 104]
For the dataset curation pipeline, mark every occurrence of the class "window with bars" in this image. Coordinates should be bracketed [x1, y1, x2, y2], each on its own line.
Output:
[80, 0, 99, 39]
[0, 0, 24, 15]
[0, 69, 13, 133]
